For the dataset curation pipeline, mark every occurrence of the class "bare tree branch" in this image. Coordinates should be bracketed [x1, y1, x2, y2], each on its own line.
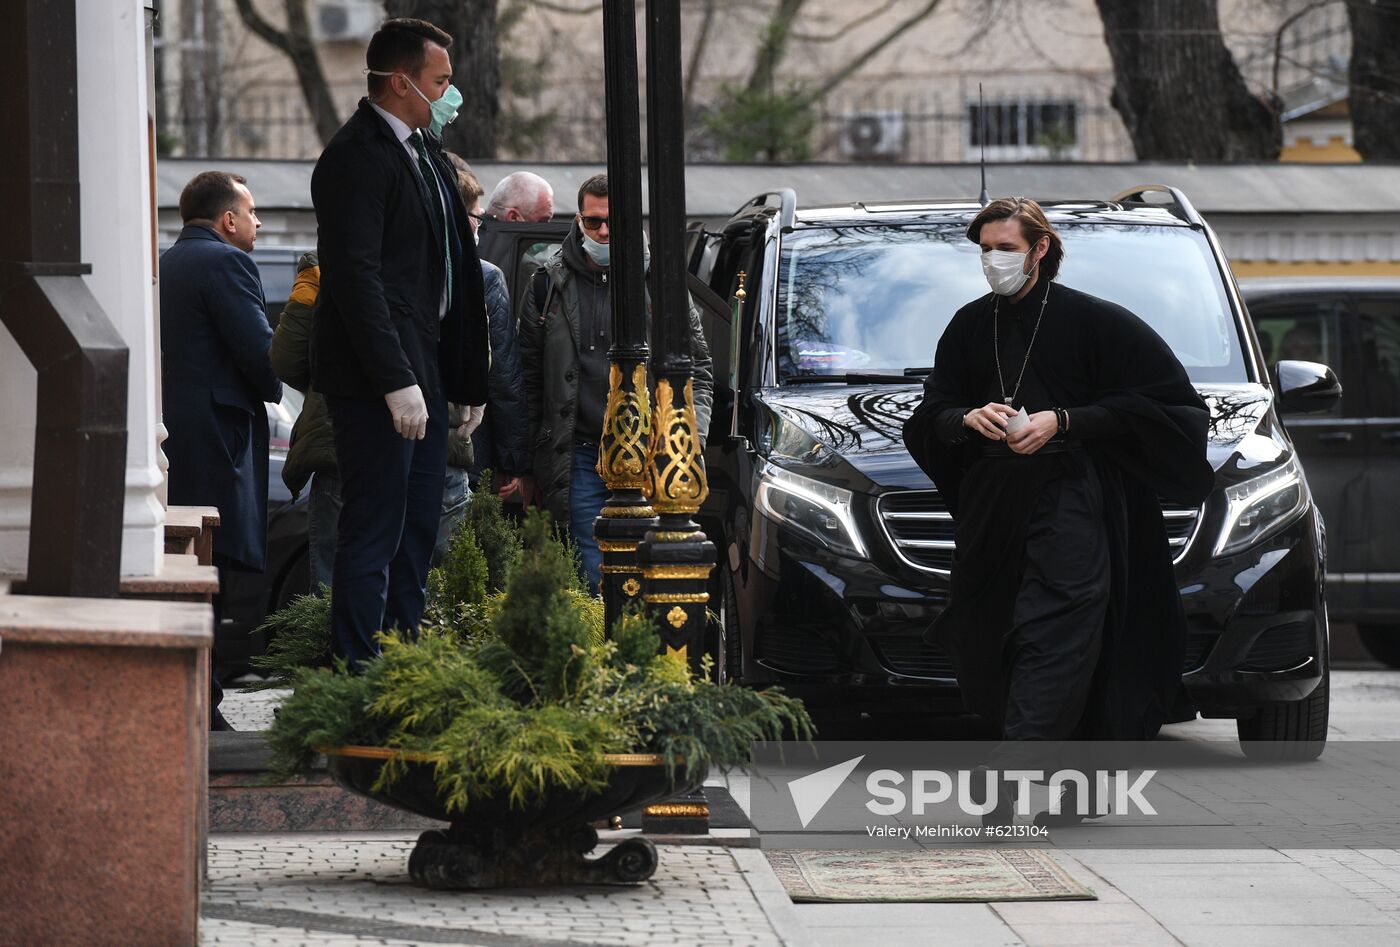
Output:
[1271, 0, 1337, 95]
[791, 0, 899, 43]
[684, 0, 719, 115]
[232, 0, 342, 146]
[808, 0, 943, 102]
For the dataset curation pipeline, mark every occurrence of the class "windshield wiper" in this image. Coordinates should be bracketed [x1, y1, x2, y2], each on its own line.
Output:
[904, 367, 932, 376]
[783, 372, 921, 385]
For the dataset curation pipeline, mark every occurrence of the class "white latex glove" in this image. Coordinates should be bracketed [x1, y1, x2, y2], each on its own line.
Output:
[457, 403, 485, 440]
[384, 384, 428, 440]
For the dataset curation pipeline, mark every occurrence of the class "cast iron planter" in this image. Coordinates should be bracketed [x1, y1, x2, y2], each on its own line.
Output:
[323, 746, 704, 889]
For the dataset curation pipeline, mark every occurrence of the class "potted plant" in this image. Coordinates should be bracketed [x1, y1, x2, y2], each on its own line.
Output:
[257, 484, 810, 888]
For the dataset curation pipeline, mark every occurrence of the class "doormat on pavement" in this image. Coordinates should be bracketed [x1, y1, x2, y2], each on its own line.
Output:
[764, 849, 1096, 902]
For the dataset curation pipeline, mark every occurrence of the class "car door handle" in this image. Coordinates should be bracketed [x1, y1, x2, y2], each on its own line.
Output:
[1316, 431, 1354, 444]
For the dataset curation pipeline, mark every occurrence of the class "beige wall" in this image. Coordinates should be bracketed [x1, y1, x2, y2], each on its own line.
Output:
[156, 0, 1349, 164]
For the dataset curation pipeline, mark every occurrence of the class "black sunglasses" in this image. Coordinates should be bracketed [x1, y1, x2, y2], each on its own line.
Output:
[580, 215, 609, 231]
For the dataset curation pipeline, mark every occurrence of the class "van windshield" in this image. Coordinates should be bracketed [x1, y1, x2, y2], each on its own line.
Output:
[776, 222, 1248, 385]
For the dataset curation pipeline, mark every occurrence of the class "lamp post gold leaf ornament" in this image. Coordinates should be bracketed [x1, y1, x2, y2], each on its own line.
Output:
[596, 359, 655, 623]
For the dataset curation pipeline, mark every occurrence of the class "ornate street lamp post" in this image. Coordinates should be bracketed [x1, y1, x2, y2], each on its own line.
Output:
[635, 0, 715, 677]
[635, 0, 716, 836]
[594, 0, 656, 628]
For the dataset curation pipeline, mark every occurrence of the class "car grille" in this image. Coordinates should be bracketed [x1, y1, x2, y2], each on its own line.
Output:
[1241, 620, 1313, 672]
[876, 490, 1204, 574]
[757, 624, 841, 675]
[876, 491, 956, 573]
[869, 635, 956, 679]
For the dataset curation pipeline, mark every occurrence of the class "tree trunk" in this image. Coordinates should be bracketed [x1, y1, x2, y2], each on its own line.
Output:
[232, 0, 341, 147]
[1346, 0, 1400, 161]
[385, 0, 500, 159]
[1095, 0, 1280, 161]
[744, 0, 808, 98]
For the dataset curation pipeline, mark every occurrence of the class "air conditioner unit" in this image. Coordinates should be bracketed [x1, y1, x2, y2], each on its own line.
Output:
[839, 111, 907, 160]
[314, 0, 380, 43]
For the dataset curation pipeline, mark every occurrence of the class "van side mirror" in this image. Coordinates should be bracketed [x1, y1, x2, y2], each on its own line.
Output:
[1275, 359, 1342, 416]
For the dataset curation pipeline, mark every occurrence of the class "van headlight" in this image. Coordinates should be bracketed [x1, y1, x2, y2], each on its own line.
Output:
[755, 462, 868, 558]
[1213, 455, 1308, 558]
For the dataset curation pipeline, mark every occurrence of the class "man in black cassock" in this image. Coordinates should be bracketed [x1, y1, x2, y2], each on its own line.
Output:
[903, 198, 1214, 753]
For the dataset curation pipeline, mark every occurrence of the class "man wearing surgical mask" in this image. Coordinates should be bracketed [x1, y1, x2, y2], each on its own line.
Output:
[309, 17, 490, 669]
[903, 197, 1212, 823]
[518, 173, 713, 593]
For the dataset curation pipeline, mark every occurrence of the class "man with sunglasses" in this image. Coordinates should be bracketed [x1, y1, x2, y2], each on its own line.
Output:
[519, 173, 713, 593]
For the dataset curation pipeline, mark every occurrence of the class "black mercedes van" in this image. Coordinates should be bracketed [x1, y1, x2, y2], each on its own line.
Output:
[684, 186, 1335, 756]
[476, 185, 1336, 757]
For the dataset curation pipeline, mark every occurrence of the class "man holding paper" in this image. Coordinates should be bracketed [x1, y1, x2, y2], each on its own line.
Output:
[903, 197, 1213, 747]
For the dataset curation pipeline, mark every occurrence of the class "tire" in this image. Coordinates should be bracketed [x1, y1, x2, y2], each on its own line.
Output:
[1237, 634, 1329, 761]
[718, 566, 743, 685]
[1358, 624, 1400, 669]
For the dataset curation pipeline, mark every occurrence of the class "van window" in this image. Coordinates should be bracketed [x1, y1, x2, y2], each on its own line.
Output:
[775, 223, 1246, 384]
[1251, 301, 1346, 418]
[1355, 296, 1400, 417]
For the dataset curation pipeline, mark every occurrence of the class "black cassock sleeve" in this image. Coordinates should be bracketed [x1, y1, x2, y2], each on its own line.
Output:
[904, 306, 982, 516]
[1080, 299, 1215, 506]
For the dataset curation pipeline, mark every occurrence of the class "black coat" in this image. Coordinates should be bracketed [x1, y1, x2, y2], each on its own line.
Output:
[470, 260, 530, 478]
[903, 280, 1214, 739]
[309, 99, 489, 410]
[160, 225, 283, 571]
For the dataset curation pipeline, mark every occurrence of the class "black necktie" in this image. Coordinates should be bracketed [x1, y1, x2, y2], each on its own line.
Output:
[408, 131, 452, 305]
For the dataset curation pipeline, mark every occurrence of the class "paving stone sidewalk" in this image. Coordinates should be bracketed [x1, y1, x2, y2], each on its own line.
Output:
[202, 834, 798, 947]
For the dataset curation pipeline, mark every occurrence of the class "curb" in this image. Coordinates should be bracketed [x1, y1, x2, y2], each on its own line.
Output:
[730, 847, 814, 947]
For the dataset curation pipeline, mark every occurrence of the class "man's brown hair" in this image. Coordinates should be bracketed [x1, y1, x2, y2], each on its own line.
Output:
[577, 172, 608, 213]
[179, 171, 247, 224]
[366, 18, 452, 96]
[966, 196, 1065, 281]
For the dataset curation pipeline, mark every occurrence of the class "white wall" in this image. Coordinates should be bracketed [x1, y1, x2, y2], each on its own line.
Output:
[81, 0, 165, 576]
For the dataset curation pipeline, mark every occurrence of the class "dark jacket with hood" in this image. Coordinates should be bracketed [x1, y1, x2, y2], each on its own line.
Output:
[520, 221, 713, 525]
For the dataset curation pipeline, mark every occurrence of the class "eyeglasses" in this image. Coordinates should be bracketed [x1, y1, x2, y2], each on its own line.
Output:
[467, 212, 486, 224]
[580, 215, 609, 231]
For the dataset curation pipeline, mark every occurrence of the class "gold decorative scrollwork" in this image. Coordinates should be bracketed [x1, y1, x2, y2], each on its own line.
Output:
[649, 377, 708, 514]
[644, 592, 709, 604]
[666, 606, 689, 628]
[599, 362, 651, 490]
[641, 565, 713, 581]
[622, 578, 641, 597]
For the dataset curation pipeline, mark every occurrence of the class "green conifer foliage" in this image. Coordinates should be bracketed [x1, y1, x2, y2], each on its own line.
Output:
[464, 472, 523, 592]
[481, 509, 594, 703]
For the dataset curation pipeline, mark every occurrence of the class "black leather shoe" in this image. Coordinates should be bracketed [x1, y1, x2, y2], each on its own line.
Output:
[210, 708, 235, 732]
[1033, 781, 1109, 828]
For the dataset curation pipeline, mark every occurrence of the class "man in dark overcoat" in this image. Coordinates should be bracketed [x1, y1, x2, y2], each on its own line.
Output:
[161, 170, 283, 729]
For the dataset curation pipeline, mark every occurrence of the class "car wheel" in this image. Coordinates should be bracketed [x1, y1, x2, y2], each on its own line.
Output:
[718, 565, 744, 685]
[1236, 629, 1329, 761]
[1358, 625, 1400, 669]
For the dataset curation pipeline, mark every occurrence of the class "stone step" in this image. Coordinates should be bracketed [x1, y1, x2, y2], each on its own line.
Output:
[210, 731, 440, 833]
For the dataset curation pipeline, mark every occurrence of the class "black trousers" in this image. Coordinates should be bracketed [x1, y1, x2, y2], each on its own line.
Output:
[325, 393, 448, 669]
[1000, 458, 1111, 742]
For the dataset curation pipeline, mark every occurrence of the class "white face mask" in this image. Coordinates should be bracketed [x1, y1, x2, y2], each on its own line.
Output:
[981, 248, 1033, 296]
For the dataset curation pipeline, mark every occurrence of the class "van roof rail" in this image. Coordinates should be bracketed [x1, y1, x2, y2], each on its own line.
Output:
[734, 189, 797, 230]
[1110, 184, 1203, 226]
